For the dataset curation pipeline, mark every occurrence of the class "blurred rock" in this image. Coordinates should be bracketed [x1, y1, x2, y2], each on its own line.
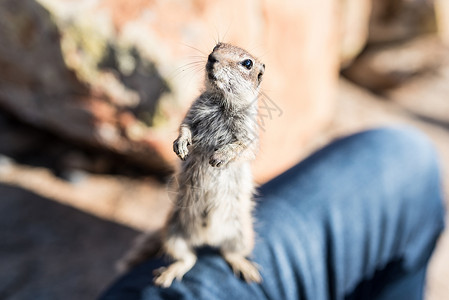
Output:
[0, 0, 347, 183]
[369, 0, 437, 44]
[386, 60, 449, 127]
[342, 35, 447, 92]
[10, 0, 442, 182]
[0, 0, 172, 175]
[0, 111, 160, 179]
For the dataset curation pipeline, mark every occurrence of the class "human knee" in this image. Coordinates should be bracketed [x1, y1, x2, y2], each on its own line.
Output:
[366, 126, 437, 166]
[344, 126, 445, 229]
[360, 127, 440, 184]
[371, 126, 444, 225]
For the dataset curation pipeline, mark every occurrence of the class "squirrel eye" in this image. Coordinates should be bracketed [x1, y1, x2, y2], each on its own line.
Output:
[241, 59, 253, 70]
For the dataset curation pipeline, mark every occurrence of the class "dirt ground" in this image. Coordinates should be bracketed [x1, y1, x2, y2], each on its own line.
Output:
[0, 78, 448, 299]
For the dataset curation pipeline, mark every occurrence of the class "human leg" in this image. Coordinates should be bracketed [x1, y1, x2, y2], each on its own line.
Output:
[255, 127, 445, 299]
[100, 127, 445, 300]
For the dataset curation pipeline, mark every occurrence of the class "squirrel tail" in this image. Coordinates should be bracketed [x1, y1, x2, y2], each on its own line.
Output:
[116, 230, 163, 273]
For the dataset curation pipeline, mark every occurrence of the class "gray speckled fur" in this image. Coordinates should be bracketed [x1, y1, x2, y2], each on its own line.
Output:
[120, 43, 265, 287]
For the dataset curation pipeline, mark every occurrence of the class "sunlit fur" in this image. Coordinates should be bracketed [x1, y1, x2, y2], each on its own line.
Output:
[119, 43, 265, 287]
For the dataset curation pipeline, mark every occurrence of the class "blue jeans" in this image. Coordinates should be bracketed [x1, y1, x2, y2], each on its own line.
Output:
[100, 127, 445, 300]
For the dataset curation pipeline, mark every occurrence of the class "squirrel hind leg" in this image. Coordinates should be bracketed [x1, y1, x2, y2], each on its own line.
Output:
[222, 252, 261, 283]
[220, 216, 260, 283]
[153, 235, 197, 287]
[153, 255, 197, 288]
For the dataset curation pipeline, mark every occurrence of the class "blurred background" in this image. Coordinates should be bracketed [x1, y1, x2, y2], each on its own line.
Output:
[0, 0, 448, 299]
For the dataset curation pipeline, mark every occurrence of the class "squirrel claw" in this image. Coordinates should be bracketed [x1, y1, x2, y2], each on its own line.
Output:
[209, 149, 231, 167]
[209, 158, 223, 167]
[173, 137, 190, 160]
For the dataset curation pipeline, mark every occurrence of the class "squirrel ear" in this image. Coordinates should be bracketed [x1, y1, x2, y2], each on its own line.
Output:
[257, 71, 264, 84]
[257, 63, 265, 84]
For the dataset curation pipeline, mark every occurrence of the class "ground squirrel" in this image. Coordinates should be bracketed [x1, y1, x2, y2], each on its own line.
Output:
[119, 43, 265, 287]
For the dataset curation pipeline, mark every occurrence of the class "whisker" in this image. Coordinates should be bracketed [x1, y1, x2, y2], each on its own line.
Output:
[187, 55, 207, 59]
[183, 60, 206, 66]
[221, 21, 232, 44]
[172, 61, 205, 73]
[181, 43, 207, 56]
[213, 24, 220, 45]
[172, 67, 204, 81]
[166, 60, 206, 81]
[187, 65, 205, 76]
[179, 61, 205, 68]
[173, 63, 205, 88]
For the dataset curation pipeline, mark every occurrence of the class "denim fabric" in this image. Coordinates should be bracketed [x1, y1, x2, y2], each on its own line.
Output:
[100, 127, 445, 300]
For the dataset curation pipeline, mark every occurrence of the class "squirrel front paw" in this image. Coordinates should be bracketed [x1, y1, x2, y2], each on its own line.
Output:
[173, 137, 191, 160]
[209, 148, 233, 167]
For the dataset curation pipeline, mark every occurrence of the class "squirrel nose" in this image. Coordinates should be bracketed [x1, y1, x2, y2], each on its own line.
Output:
[207, 54, 218, 64]
[206, 54, 218, 73]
